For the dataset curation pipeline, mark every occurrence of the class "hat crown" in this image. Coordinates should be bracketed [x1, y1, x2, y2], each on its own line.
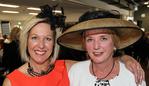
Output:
[79, 10, 120, 22]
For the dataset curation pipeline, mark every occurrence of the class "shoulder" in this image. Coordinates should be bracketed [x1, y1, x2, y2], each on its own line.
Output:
[119, 61, 135, 78]
[69, 60, 90, 71]
[64, 60, 78, 72]
[119, 61, 132, 73]
[2, 78, 11, 86]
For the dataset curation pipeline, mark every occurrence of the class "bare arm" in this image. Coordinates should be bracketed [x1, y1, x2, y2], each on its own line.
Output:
[64, 60, 78, 72]
[2, 78, 11, 86]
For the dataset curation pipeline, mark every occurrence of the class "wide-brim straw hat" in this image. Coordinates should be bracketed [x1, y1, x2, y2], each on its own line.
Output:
[58, 18, 143, 51]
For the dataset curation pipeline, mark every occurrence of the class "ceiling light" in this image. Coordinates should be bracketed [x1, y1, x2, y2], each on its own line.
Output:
[144, 1, 149, 5]
[2, 11, 19, 13]
[53, 10, 62, 13]
[29, 13, 38, 15]
[134, 6, 138, 11]
[0, 3, 19, 8]
[141, 13, 146, 18]
[27, 7, 41, 11]
[18, 22, 21, 25]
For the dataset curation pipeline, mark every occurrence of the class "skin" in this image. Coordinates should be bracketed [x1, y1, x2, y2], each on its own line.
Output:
[85, 29, 117, 79]
[85, 32, 114, 64]
[27, 23, 54, 72]
[2, 25, 144, 86]
[3, 22, 55, 86]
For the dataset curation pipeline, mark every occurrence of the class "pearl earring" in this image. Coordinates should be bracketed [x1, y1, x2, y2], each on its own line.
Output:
[114, 47, 116, 51]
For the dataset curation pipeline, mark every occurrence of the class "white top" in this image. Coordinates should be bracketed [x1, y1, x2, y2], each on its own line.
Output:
[69, 60, 146, 86]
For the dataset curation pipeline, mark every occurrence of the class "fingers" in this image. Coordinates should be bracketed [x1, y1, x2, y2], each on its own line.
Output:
[123, 56, 145, 85]
[126, 61, 145, 85]
[129, 63, 138, 84]
[136, 64, 145, 85]
[133, 62, 145, 85]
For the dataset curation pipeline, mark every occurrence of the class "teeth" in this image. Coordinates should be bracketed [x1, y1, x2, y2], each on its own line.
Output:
[35, 50, 46, 55]
[93, 52, 103, 56]
[93, 52, 101, 54]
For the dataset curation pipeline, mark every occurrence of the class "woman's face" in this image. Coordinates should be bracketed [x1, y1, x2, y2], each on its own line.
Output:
[84, 29, 115, 64]
[28, 23, 54, 64]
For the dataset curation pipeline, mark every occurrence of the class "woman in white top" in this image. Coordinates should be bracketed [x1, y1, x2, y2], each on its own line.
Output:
[58, 10, 146, 86]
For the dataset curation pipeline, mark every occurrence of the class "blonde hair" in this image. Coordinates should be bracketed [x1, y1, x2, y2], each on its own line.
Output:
[20, 17, 56, 63]
[10, 27, 21, 41]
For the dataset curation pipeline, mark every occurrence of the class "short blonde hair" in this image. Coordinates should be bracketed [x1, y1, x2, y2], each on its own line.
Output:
[20, 17, 56, 62]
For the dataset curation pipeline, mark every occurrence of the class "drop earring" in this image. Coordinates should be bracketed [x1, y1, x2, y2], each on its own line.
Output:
[113, 47, 116, 51]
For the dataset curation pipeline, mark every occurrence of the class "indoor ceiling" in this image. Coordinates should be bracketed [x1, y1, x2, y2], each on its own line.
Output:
[0, 0, 148, 22]
[0, 0, 93, 22]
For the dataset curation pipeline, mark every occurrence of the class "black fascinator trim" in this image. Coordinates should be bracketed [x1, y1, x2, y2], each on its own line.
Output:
[36, 4, 66, 29]
[36, 4, 56, 29]
[79, 10, 121, 22]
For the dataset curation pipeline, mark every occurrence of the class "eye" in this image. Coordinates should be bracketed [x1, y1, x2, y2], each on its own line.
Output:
[31, 36, 37, 40]
[86, 38, 93, 42]
[45, 37, 52, 41]
[101, 37, 108, 41]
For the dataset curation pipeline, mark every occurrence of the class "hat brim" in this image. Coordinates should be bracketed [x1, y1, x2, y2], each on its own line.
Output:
[58, 18, 143, 51]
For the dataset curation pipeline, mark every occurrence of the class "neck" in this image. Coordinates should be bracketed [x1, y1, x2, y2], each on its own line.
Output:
[27, 60, 54, 77]
[92, 58, 114, 71]
[90, 58, 115, 80]
[29, 60, 51, 72]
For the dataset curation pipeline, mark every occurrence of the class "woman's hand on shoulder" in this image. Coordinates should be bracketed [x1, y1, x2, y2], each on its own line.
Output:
[119, 55, 145, 85]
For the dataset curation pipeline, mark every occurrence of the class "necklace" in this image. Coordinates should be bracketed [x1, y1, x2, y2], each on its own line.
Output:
[91, 60, 115, 86]
[27, 63, 55, 77]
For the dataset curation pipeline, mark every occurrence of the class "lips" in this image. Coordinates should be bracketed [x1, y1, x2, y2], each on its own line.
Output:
[35, 50, 46, 55]
[93, 52, 103, 56]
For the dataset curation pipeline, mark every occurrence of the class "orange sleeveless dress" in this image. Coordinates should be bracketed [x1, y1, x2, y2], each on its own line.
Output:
[7, 60, 69, 86]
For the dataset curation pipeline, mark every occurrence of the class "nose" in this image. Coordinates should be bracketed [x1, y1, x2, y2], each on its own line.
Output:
[94, 40, 100, 50]
[38, 39, 45, 49]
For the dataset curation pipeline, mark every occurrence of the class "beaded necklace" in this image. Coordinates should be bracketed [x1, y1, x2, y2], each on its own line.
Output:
[91, 61, 115, 86]
[27, 63, 55, 77]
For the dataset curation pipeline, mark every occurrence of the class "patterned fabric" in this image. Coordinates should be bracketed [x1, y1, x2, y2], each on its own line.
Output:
[7, 60, 69, 86]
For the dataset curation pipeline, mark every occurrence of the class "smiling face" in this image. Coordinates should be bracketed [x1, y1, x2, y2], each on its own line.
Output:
[27, 23, 54, 64]
[84, 29, 115, 64]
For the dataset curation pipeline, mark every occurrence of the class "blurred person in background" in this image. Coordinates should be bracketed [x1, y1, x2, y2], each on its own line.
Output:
[2, 27, 23, 73]
[0, 33, 4, 64]
[0, 38, 4, 65]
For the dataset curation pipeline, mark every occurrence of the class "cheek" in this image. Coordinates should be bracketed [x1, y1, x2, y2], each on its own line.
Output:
[27, 40, 35, 53]
[46, 42, 54, 51]
[104, 41, 115, 52]
[85, 43, 93, 54]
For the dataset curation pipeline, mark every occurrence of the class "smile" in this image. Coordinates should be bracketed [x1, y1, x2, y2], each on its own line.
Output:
[35, 50, 46, 55]
[93, 52, 103, 56]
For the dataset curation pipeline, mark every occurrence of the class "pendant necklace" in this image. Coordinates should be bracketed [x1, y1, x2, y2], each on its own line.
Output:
[27, 62, 55, 77]
[91, 60, 115, 86]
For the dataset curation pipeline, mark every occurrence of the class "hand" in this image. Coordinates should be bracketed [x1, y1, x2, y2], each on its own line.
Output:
[120, 55, 145, 85]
